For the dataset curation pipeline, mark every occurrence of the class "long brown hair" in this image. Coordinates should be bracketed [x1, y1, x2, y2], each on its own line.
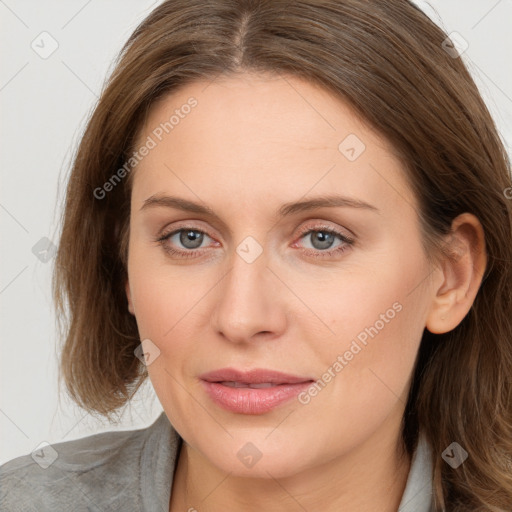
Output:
[53, 1, 512, 509]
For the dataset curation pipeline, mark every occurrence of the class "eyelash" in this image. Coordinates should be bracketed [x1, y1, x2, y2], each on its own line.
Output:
[155, 224, 354, 260]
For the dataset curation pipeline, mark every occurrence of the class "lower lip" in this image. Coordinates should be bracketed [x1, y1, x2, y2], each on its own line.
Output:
[201, 380, 313, 414]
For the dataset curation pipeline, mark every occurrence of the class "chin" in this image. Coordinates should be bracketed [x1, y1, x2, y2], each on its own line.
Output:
[199, 436, 314, 479]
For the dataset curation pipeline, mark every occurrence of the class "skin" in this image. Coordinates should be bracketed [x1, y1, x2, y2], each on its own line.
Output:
[124, 72, 487, 512]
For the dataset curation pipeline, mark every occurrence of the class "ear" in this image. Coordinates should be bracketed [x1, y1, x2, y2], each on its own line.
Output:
[425, 213, 487, 334]
[125, 279, 135, 316]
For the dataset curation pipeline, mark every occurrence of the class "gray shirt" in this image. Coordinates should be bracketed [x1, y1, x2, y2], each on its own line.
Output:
[0, 412, 434, 511]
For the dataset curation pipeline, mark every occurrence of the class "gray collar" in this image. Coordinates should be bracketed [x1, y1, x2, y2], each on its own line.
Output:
[398, 432, 434, 511]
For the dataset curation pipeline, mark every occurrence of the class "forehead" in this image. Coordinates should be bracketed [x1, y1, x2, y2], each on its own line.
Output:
[130, 72, 415, 215]
[137, 72, 385, 154]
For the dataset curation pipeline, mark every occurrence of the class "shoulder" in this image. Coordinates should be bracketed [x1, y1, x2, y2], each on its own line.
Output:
[0, 417, 158, 512]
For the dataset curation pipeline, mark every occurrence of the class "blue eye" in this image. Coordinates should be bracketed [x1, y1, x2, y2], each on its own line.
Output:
[171, 229, 207, 249]
[294, 226, 354, 259]
[155, 225, 354, 260]
[156, 228, 212, 258]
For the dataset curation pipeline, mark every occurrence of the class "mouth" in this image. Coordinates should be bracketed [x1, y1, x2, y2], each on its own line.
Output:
[199, 367, 314, 385]
[217, 381, 290, 388]
[199, 368, 315, 414]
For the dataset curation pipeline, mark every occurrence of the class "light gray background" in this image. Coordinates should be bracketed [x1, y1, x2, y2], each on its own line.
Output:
[1, 0, 511, 465]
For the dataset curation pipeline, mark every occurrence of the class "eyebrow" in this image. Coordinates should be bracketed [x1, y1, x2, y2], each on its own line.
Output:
[140, 193, 379, 217]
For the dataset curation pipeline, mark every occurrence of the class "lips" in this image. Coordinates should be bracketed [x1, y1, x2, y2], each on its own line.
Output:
[220, 381, 276, 388]
[199, 368, 315, 414]
[199, 367, 314, 385]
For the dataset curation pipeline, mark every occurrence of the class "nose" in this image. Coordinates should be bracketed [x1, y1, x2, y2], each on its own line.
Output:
[211, 246, 287, 345]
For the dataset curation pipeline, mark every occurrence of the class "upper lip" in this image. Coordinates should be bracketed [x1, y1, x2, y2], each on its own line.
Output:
[199, 368, 314, 385]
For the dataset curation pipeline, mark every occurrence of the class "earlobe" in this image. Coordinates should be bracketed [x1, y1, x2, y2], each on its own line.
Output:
[425, 213, 487, 334]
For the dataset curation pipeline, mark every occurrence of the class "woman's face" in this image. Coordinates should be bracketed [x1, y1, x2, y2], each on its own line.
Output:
[125, 72, 437, 477]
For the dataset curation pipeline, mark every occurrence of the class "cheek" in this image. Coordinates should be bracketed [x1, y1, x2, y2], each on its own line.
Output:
[130, 274, 203, 350]
[127, 260, 204, 426]
[301, 241, 430, 403]
[127, 235, 207, 341]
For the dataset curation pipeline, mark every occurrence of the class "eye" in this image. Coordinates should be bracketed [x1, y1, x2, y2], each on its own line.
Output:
[294, 224, 354, 259]
[156, 227, 214, 258]
[155, 223, 354, 260]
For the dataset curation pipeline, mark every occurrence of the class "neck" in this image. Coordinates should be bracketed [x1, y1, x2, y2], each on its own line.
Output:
[169, 420, 412, 512]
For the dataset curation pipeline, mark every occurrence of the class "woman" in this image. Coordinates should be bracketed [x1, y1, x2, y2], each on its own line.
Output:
[1, 0, 511, 511]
